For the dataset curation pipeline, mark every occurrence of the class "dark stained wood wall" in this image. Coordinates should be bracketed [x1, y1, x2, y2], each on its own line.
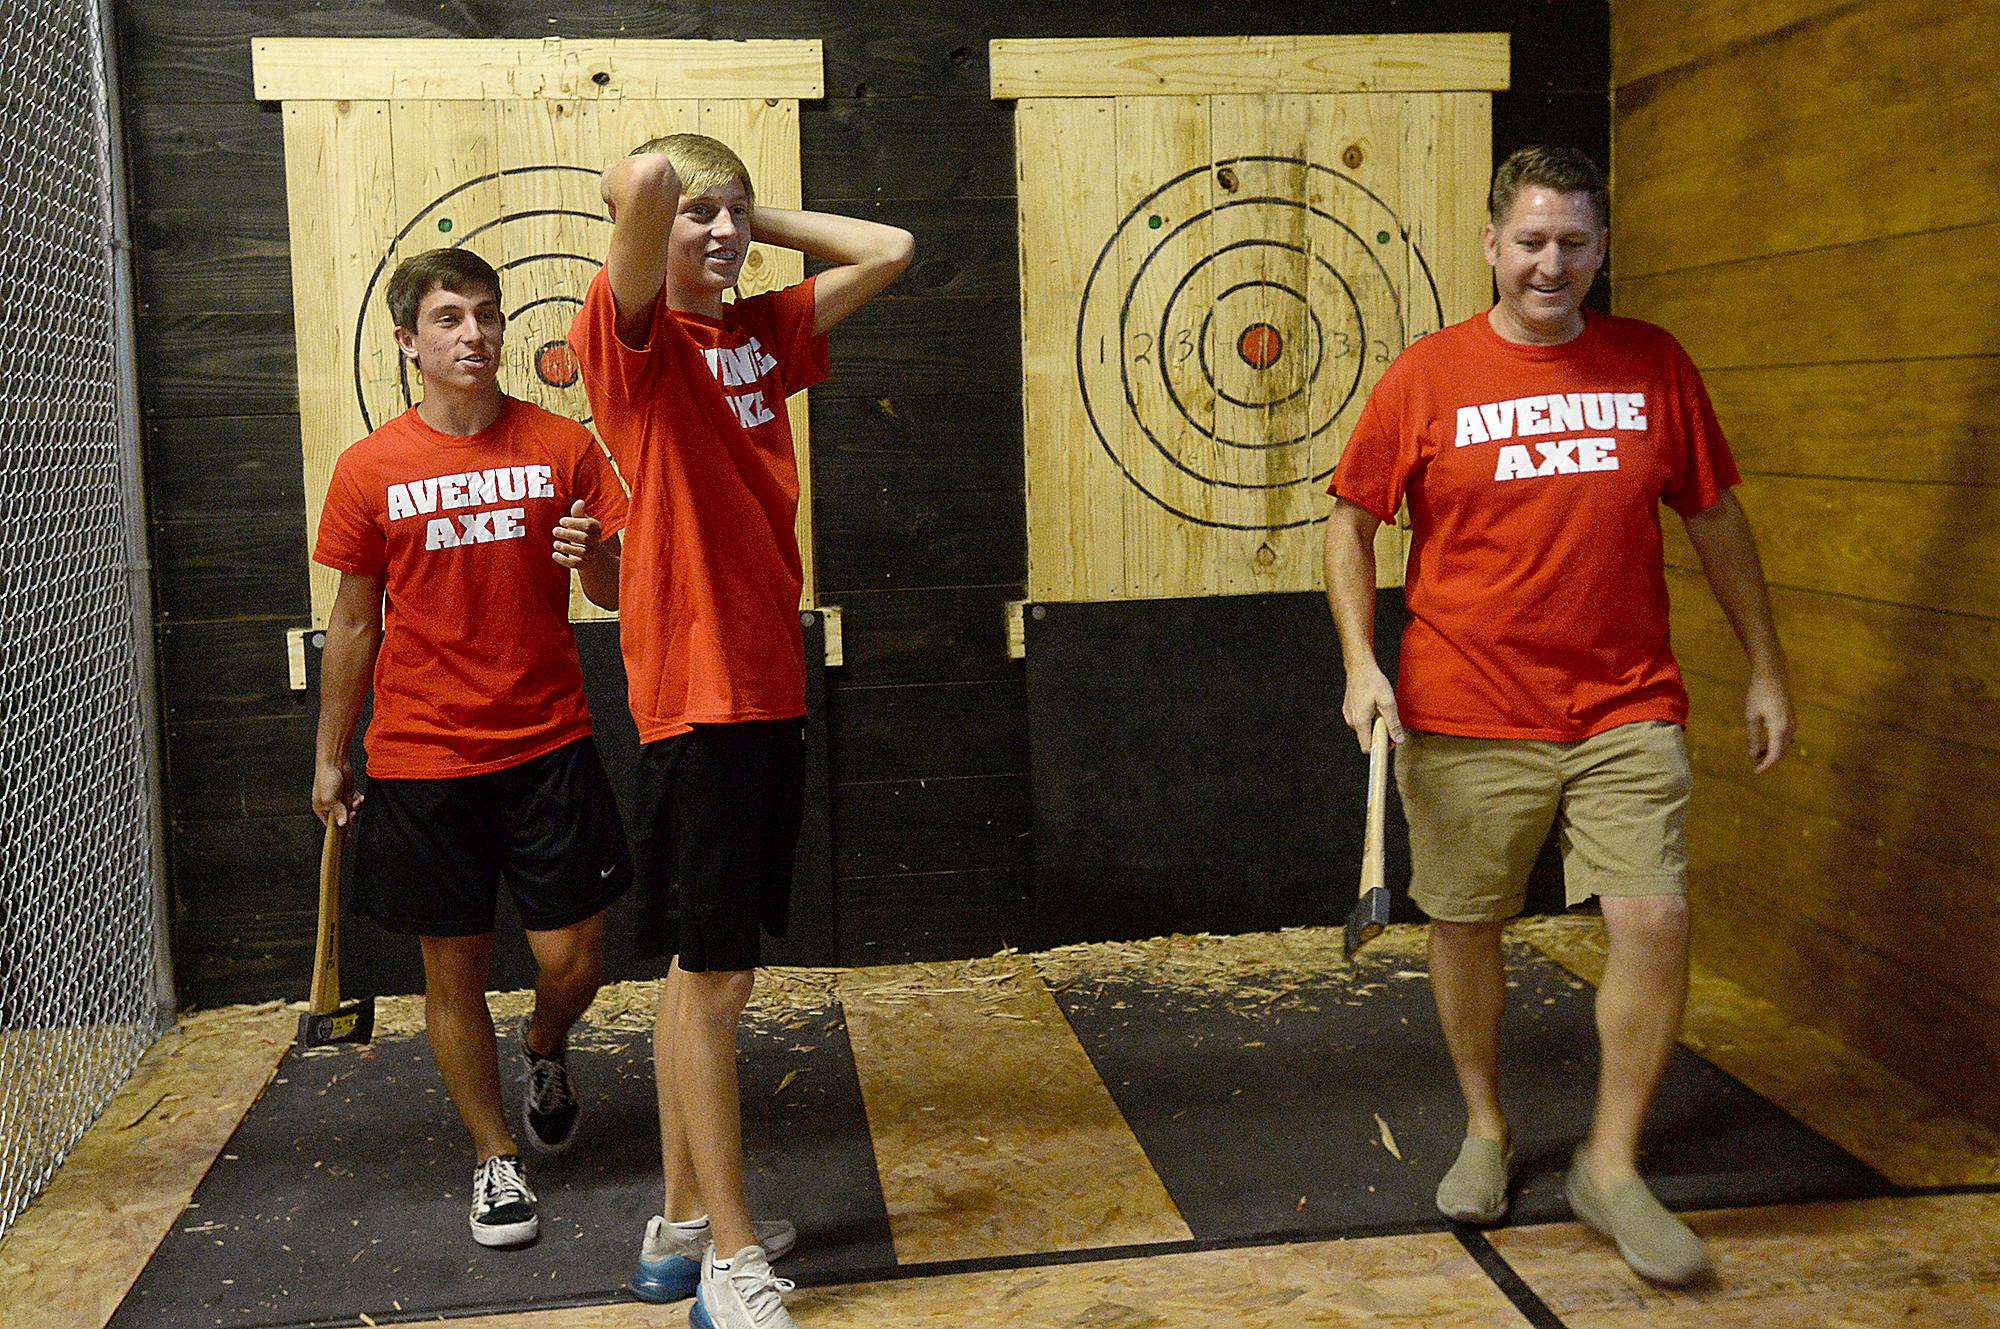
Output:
[1613, 0, 2000, 1125]
[118, 1, 1609, 1006]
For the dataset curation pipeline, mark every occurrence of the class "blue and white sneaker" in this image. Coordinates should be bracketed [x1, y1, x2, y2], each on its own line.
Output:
[692, 1244, 798, 1329]
[628, 1215, 798, 1304]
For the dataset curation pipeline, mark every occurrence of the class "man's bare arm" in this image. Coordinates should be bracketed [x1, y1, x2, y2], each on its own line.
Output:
[599, 154, 682, 345]
[312, 571, 384, 826]
[750, 206, 914, 335]
[1324, 497, 1403, 752]
[1681, 489, 1793, 773]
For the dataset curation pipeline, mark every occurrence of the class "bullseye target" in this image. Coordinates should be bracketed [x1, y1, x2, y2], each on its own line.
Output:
[353, 165, 608, 432]
[1074, 156, 1444, 530]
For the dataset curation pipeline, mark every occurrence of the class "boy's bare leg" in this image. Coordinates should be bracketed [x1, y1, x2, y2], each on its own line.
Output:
[1429, 919, 1511, 1145]
[420, 932, 514, 1161]
[1579, 894, 1690, 1185]
[666, 966, 756, 1254]
[523, 910, 607, 1056]
[654, 958, 708, 1222]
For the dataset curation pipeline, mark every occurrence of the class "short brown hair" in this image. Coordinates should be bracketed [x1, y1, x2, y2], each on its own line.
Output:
[628, 131, 754, 202]
[386, 248, 501, 331]
[1489, 146, 1609, 230]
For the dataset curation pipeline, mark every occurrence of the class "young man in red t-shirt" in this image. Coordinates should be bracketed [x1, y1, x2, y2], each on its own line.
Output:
[568, 134, 910, 1328]
[1324, 148, 1794, 1284]
[312, 248, 633, 1249]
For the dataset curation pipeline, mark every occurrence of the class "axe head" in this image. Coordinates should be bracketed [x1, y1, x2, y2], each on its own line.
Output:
[297, 998, 375, 1049]
[1344, 886, 1394, 962]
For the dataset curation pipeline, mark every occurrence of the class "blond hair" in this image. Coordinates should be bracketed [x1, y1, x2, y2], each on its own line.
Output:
[629, 132, 754, 201]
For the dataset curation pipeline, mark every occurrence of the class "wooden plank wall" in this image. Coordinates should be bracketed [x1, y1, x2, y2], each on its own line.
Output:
[1612, 0, 2000, 1123]
[118, 0, 1608, 1006]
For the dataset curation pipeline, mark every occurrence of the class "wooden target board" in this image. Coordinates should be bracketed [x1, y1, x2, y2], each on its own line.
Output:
[252, 38, 824, 626]
[994, 35, 1508, 601]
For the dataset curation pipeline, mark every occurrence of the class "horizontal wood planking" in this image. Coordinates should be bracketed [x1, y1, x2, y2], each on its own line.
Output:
[121, 4, 1606, 108]
[1688, 816, 2000, 1126]
[810, 394, 1023, 498]
[251, 37, 824, 100]
[990, 33, 1512, 98]
[1662, 474, 2000, 621]
[1685, 714, 2000, 1008]
[1668, 568, 2000, 754]
[139, 311, 297, 418]
[815, 488, 1025, 594]
[802, 98, 1017, 203]
[835, 867, 1035, 964]
[145, 414, 305, 520]
[1611, 0, 1859, 87]
[1616, 221, 2000, 370]
[153, 518, 309, 623]
[828, 680, 1029, 785]
[818, 296, 1020, 399]
[166, 714, 312, 822]
[158, 620, 309, 723]
[1702, 357, 2000, 487]
[1684, 669, 2000, 883]
[124, 102, 285, 214]
[833, 773, 1033, 877]
[828, 586, 1025, 687]
[1612, 0, 1999, 277]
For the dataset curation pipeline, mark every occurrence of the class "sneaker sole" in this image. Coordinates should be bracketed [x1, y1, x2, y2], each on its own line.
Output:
[628, 1259, 699, 1304]
[689, 1291, 718, 1329]
[521, 1101, 576, 1155]
[470, 1214, 540, 1247]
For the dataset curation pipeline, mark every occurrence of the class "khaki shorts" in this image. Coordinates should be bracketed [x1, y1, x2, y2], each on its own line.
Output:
[1395, 720, 1690, 923]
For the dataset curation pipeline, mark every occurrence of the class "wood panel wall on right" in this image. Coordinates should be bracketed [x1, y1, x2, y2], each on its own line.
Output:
[1610, 0, 2000, 1124]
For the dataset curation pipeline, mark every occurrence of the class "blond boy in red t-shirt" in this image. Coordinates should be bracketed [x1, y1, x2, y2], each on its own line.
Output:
[568, 135, 910, 1328]
[312, 248, 632, 1250]
[1325, 148, 1794, 1285]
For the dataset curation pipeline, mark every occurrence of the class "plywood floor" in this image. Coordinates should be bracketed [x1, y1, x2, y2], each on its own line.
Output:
[5, 920, 1997, 1329]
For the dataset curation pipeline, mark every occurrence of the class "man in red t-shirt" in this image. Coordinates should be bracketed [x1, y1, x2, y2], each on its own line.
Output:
[568, 134, 910, 1327]
[1325, 148, 1794, 1284]
[312, 248, 632, 1250]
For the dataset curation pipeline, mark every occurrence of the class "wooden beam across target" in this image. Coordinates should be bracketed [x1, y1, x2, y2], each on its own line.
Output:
[255, 37, 823, 627]
[1000, 35, 1504, 603]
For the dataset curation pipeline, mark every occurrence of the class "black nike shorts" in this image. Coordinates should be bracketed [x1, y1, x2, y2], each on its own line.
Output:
[353, 737, 632, 937]
[631, 718, 806, 972]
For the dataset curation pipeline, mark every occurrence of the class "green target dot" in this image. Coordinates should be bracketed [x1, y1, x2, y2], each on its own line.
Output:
[438, 218, 454, 233]
[1148, 214, 1163, 229]
[1376, 230, 1391, 244]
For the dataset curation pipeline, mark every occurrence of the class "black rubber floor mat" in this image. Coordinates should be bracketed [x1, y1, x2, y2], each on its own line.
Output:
[1053, 944, 1892, 1242]
[112, 1007, 892, 1328]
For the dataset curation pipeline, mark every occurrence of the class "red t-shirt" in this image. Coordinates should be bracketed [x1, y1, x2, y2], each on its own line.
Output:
[568, 271, 830, 742]
[314, 396, 630, 778]
[1330, 309, 1739, 741]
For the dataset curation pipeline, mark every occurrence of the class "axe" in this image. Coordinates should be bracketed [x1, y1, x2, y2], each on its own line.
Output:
[1343, 715, 1394, 961]
[298, 816, 374, 1048]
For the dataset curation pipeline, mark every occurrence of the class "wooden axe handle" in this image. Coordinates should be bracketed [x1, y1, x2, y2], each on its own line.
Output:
[307, 817, 344, 1016]
[1362, 715, 1389, 896]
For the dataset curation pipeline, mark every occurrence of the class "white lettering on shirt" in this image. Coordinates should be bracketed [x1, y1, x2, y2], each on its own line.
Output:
[422, 505, 529, 550]
[1453, 392, 1642, 448]
[1495, 437, 1620, 482]
[699, 335, 784, 430]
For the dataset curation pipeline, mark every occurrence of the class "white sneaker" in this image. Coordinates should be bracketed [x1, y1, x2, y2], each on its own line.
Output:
[629, 1216, 798, 1303]
[468, 1153, 538, 1247]
[691, 1243, 799, 1329]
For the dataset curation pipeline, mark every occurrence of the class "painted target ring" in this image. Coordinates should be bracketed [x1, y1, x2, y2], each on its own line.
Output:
[1074, 156, 1445, 530]
[353, 165, 609, 432]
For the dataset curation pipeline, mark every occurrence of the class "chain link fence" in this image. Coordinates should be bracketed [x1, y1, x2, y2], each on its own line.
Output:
[0, 0, 171, 1237]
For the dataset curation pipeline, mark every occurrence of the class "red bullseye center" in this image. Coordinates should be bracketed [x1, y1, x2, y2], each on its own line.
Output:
[536, 340, 579, 387]
[1237, 322, 1283, 370]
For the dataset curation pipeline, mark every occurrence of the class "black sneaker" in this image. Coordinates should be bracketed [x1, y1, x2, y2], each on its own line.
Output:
[521, 1021, 579, 1153]
[469, 1153, 538, 1247]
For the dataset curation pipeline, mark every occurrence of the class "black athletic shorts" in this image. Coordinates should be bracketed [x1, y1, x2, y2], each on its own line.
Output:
[353, 737, 632, 937]
[631, 718, 806, 972]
